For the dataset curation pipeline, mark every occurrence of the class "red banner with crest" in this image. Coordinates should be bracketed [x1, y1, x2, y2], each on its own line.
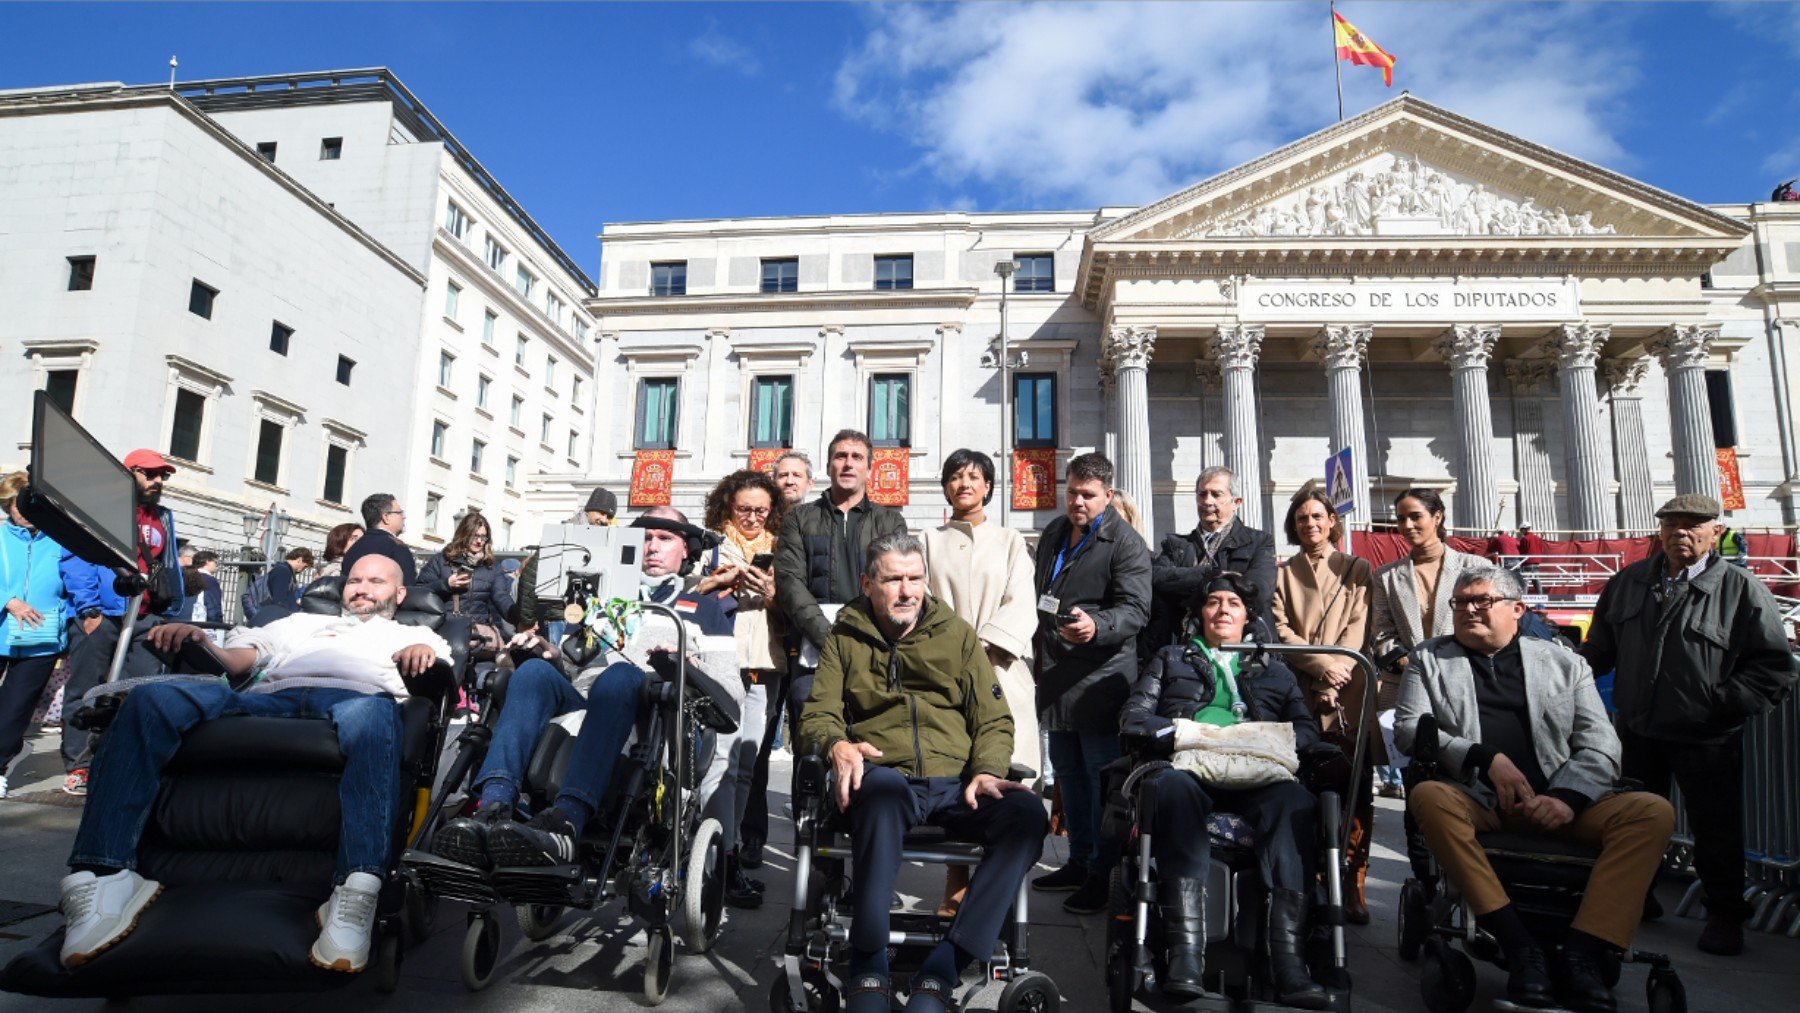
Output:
[748, 448, 786, 476]
[629, 450, 675, 507]
[868, 448, 910, 506]
[1012, 449, 1058, 510]
[1717, 448, 1747, 511]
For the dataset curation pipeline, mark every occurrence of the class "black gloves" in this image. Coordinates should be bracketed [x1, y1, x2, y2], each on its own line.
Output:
[1120, 714, 1177, 757]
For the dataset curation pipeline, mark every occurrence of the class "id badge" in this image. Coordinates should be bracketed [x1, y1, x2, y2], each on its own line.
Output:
[1037, 593, 1061, 615]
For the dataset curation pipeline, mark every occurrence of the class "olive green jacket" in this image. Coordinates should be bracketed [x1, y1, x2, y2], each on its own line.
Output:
[801, 595, 1014, 780]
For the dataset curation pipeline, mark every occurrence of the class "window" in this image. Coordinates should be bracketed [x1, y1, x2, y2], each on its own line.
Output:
[255, 141, 277, 162]
[571, 375, 584, 404]
[169, 388, 205, 461]
[874, 255, 913, 291]
[269, 321, 292, 356]
[574, 319, 590, 342]
[188, 279, 217, 319]
[45, 370, 78, 415]
[1014, 373, 1058, 447]
[516, 266, 536, 298]
[539, 413, 553, 446]
[445, 200, 471, 239]
[430, 420, 448, 458]
[567, 429, 579, 460]
[476, 373, 492, 408]
[545, 355, 558, 388]
[515, 334, 528, 367]
[1707, 371, 1738, 448]
[67, 255, 95, 291]
[505, 455, 519, 487]
[650, 261, 687, 296]
[437, 351, 455, 388]
[635, 378, 679, 449]
[510, 395, 523, 428]
[444, 280, 461, 319]
[1014, 254, 1054, 293]
[336, 355, 355, 386]
[869, 374, 911, 447]
[470, 438, 486, 474]
[253, 419, 283, 486]
[760, 258, 798, 294]
[484, 236, 508, 272]
[501, 519, 514, 548]
[424, 493, 442, 534]
[546, 292, 564, 325]
[750, 375, 794, 448]
[323, 445, 348, 504]
[319, 136, 343, 160]
[482, 310, 497, 346]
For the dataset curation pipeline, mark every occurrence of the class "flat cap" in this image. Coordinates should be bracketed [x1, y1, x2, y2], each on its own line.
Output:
[1655, 493, 1721, 520]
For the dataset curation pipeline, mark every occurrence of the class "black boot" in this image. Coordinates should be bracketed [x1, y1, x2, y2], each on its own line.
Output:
[1158, 876, 1211, 1000]
[1267, 888, 1330, 1010]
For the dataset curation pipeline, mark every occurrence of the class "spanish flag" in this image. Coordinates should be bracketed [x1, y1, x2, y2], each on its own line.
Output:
[1334, 10, 1396, 87]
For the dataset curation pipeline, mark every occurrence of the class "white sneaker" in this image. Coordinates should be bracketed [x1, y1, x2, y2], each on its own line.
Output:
[59, 869, 162, 968]
[310, 871, 382, 972]
[1, 773, 9, 799]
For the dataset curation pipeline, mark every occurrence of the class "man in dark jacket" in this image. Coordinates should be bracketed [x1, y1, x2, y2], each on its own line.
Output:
[1582, 494, 1797, 956]
[802, 532, 1043, 1013]
[774, 429, 907, 732]
[1029, 452, 1152, 914]
[341, 493, 417, 587]
[1146, 466, 1278, 653]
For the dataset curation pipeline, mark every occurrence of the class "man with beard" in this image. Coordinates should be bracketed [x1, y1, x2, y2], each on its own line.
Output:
[57, 449, 188, 795]
[54, 554, 450, 974]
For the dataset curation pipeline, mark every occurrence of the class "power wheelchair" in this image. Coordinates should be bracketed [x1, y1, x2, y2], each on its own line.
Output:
[774, 750, 1060, 1013]
[0, 577, 472, 999]
[1101, 642, 1373, 1013]
[401, 598, 737, 1003]
[1396, 714, 1688, 1013]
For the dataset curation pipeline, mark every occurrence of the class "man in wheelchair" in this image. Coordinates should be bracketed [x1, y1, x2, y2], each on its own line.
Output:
[1118, 571, 1332, 1009]
[801, 532, 1046, 1013]
[53, 553, 450, 974]
[430, 506, 738, 869]
[1396, 566, 1675, 1013]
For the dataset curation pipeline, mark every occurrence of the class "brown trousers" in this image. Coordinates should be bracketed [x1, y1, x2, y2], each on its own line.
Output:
[1409, 780, 1674, 949]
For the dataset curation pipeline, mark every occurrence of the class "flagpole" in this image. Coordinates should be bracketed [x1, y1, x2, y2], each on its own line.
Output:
[1331, 2, 1344, 122]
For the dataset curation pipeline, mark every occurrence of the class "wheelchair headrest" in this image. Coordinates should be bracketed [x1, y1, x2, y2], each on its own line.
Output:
[298, 576, 449, 629]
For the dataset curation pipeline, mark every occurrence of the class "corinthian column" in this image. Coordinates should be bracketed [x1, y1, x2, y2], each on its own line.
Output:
[1543, 323, 1614, 535]
[1104, 325, 1157, 518]
[1209, 323, 1266, 529]
[1433, 324, 1501, 532]
[1603, 358, 1657, 530]
[1098, 357, 1119, 464]
[1311, 324, 1371, 524]
[1649, 323, 1722, 500]
[1506, 358, 1559, 530]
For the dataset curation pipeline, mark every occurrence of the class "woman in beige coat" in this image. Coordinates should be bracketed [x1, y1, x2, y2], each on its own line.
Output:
[1269, 487, 1374, 921]
[920, 449, 1040, 915]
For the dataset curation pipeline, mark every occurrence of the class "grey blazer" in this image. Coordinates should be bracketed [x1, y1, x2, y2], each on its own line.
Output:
[1369, 549, 1488, 659]
[1395, 635, 1621, 809]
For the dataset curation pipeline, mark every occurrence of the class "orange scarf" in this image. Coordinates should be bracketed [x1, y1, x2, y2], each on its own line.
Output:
[724, 520, 775, 562]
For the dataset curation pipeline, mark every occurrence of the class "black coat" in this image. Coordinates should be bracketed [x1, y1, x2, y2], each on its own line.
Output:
[1121, 643, 1320, 754]
[418, 552, 516, 631]
[775, 493, 908, 650]
[1033, 508, 1153, 731]
[1146, 521, 1279, 655]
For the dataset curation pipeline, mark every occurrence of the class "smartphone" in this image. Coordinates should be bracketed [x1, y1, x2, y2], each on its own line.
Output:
[750, 552, 775, 570]
[1056, 612, 1081, 625]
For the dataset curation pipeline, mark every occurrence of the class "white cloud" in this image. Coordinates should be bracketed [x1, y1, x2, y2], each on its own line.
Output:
[835, 2, 1643, 208]
[689, 24, 759, 75]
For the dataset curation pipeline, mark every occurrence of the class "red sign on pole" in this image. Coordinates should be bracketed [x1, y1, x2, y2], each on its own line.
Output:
[629, 450, 675, 507]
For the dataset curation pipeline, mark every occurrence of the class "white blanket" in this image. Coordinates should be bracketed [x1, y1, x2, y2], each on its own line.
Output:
[1170, 719, 1300, 788]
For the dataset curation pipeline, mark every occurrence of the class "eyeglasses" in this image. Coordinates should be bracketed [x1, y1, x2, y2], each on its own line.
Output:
[1449, 594, 1514, 613]
[733, 505, 771, 518]
[384, 509, 406, 517]
[469, 536, 490, 545]
[129, 468, 169, 481]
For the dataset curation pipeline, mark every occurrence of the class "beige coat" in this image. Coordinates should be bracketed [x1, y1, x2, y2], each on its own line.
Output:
[1270, 549, 1372, 735]
[920, 518, 1042, 775]
[712, 536, 785, 672]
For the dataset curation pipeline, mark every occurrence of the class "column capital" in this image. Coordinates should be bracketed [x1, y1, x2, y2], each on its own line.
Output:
[1103, 325, 1157, 370]
[1542, 322, 1610, 370]
[1209, 323, 1265, 369]
[1504, 357, 1557, 394]
[705, 327, 731, 342]
[1648, 322, 1720, 370]
[819, 324, 845, 339]
[1311, 324, 1370, 369]
[1601, 357, 1650, 398]
[1433, 324, 1501, 370]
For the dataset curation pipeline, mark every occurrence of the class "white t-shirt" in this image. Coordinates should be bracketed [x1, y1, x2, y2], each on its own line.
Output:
[225, 612, 453, 698]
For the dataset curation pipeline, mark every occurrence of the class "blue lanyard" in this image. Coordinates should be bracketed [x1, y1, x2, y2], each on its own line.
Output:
[1051, 512, 1103, 585]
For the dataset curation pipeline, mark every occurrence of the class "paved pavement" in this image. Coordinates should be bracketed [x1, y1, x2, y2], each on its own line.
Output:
[2, 726, 1797, 1011]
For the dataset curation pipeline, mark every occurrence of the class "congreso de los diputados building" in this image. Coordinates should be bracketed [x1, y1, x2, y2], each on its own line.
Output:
[581, 95, 1800, 539]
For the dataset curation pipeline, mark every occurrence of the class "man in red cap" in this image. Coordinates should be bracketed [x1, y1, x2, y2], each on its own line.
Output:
[56, 449, 187, 795]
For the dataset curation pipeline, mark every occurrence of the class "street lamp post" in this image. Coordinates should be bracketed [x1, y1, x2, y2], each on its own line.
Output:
[983, 260, 1026, 528]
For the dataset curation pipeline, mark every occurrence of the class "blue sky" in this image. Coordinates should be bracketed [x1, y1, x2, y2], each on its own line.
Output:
[4, 2, 1797, 276]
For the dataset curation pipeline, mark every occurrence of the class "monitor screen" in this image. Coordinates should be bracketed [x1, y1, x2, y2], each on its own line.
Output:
[27, 391, 139, 571]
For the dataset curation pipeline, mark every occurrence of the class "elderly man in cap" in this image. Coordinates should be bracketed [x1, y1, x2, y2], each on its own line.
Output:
[1583, 494, 1797, 955]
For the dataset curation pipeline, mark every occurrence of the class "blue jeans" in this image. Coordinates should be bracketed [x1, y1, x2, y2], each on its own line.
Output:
[69, 681, 401, 881]
[477, 659, 647, 812]
[1047, 728, 1123, 875]
[476, 659, 585, 796]
[556, 662, 646, 811]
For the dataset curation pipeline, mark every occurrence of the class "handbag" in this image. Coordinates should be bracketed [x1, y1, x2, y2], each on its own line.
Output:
[1170, 719, 1300, 790]
[6, 604, 63, 649]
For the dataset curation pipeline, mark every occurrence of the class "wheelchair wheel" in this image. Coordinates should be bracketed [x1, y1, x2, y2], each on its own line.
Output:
[769, 964, 842, 1013]
[1418, 938, 1476, 1013]
[1647, 967, 1687, 1013]
[643, 924, 675, 1006]
[459, 911, 502, 992]
[999, 971, 1060, 1013]
[516, 903, 565, 942]
[1107, 947, 1137, 1013]
[1398, 879, 1429, 962]
[683, 817, 727, 952]
[374, 934, 401, 994]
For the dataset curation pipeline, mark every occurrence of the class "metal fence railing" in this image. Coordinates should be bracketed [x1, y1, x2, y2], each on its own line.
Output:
[208, 557, 318, 627]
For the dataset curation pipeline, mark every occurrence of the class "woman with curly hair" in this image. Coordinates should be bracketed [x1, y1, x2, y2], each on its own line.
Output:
[695, 468, 787, 908]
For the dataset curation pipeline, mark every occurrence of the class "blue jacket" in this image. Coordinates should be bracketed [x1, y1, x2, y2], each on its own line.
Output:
[1, 522, 69, 657]
[60, 504, 185, 621]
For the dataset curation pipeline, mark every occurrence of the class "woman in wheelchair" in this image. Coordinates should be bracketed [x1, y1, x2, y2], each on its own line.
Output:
[1118, 572, 1331, 1009]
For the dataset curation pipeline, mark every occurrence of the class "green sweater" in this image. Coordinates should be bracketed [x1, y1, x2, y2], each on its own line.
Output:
[1190, 640, 1244, 728]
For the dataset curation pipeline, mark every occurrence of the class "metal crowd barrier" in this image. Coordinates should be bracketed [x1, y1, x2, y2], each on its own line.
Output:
[1666, 687, 1800, 937]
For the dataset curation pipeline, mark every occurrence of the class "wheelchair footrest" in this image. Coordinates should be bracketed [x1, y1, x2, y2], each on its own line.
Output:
[403, 850, 497, 906]
[490, 863, 594, 909]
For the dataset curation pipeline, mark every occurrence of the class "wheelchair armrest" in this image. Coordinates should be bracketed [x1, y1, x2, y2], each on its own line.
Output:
[1411, 713, 1440, 771]
[68, 693, 122, 733]
[1007, 763, 1038, 782]
[1299, 741, 1351, 794]
[401, 659, 458, 704]
[438, 616, 472, 682]
[796, 751, 830, 804]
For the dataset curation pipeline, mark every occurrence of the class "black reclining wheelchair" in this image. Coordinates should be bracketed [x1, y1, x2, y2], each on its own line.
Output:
[402, 600, 735, 1004]
[1397, 714, 1688, 1013]
[0, 577, 470, 999]
[774, 753, 1059, 1013]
